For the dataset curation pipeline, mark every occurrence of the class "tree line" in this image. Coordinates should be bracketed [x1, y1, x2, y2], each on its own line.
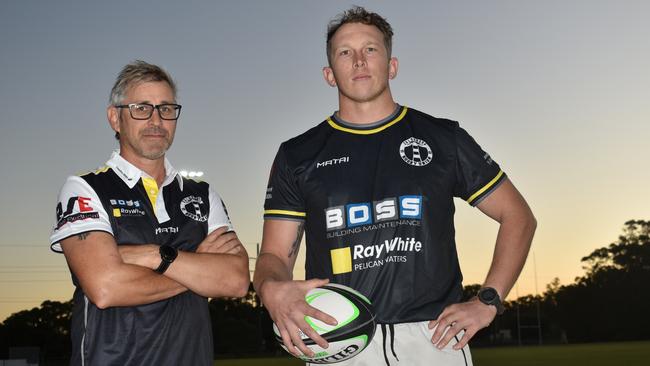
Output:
[1, 220, 648, 362]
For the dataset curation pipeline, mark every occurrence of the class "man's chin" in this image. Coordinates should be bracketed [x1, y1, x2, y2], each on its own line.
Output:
[140, 145, 170, 160]
[340, 86, 388, 104]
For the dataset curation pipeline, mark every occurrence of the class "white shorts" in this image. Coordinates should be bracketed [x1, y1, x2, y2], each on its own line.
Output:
[308, 321, 472, 366]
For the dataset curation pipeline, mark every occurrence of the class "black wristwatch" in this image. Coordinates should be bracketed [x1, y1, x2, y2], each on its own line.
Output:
[154, 245, 178, 274]
[477, 287, 505, 315]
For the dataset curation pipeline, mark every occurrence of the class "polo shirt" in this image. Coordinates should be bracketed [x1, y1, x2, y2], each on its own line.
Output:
[51, 151, 232, 365]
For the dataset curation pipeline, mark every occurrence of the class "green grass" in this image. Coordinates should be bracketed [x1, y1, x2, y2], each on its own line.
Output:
[214, 341, 650, 365]
[471, 340, 650, 366]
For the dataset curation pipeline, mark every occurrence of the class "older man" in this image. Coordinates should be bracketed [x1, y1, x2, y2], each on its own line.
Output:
[50, 60, 249, 366]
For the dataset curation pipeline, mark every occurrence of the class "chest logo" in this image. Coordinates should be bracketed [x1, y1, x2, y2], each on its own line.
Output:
[180, 196, 208, 222]
[399, 137, 432, 167]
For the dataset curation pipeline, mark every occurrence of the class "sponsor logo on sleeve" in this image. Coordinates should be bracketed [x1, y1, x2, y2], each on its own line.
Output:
[483, 153, 493, 165]
[180, 196, 208, 222]
[55, 196, 99, 229]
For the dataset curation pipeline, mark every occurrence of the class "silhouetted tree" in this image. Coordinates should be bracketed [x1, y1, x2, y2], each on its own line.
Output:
[0, 300, 72, 361]
[544, 220, 650, 342]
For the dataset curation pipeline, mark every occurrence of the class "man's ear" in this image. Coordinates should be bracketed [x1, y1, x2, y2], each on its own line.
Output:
[323, 66, 337, 87]
[107, 106, 120, 135]
[388, 57, 399, 80]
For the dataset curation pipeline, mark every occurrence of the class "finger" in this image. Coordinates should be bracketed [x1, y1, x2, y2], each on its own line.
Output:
[303, 277, 330, 290]
[296, 316, 329, 350]
[213, 232, 238, 249]
[428, 319, 437, 330]
[286, 323, 314, 358]
[208, 226, 229, 239]
[436, 322, 463, 349]
[305, 304, 338, 326]
[430, 314, 454, 344]
[197, 229, 224, 250]
[198, 235, 239, 254]
[226, 244, 243, 254]
[453, 329, 474, 350]
[278, 325, 301, 357]
[218, 237, 241, 251]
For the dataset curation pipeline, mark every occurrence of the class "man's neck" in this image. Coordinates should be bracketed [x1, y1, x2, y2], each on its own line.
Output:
[120, 150, 167, 186]
[338, 94, 397, 125]
[337, 92, 397, 125]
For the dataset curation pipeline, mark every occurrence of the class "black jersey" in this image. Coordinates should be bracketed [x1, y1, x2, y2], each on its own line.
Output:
[264, 105, 505, 324]
[50, 152, 232, 366]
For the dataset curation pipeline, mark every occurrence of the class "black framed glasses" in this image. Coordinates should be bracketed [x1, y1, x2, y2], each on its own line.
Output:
[115, 103, 182, 120]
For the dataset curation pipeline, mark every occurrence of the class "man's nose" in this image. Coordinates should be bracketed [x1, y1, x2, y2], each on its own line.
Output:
[353, 53, 367, 68]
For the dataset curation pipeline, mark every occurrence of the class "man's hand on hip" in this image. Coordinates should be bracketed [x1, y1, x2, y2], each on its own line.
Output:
[428, 297, 497, 350]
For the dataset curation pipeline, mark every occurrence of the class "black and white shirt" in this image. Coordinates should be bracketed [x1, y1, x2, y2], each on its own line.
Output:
[51, 151, 232, 366]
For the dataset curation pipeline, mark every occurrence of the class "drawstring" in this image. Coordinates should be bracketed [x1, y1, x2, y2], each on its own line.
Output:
[389, 324, 399, 361]
[381, 324, 389, 366]
[380, 324, 399, 366]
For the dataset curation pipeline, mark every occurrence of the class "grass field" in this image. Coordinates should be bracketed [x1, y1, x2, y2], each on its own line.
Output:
[214, 340, 650, 365]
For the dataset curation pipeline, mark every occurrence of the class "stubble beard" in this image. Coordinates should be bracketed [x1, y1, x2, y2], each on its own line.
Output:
[124, 131, 173, 161]
[337, 73, 390, 104]
[139, 137, 172, 160]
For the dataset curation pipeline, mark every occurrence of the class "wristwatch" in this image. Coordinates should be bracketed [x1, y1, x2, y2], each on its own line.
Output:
[154, 245, 178, 274]
[477, 287, 505, 315]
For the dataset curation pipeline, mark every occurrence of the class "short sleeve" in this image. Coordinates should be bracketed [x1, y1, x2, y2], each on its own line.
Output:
[50, 176, 113, 252]
[207, 187, 234, 233]
[453, 125, 506, 206]
[263, 144, 306, 221]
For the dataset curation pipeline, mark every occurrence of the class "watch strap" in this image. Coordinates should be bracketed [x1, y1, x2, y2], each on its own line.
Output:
[154, 245, 177, 274]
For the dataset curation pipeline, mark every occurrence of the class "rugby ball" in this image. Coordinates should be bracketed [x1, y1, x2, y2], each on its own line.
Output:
[273, 283, 376, 364]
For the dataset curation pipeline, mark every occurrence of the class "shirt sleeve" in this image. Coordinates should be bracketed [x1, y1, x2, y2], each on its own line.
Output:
[207, 187, 234, 233]
[263, 144, 306, 221]
[453, 125, 506, 206]
[49, 175, 113, 253]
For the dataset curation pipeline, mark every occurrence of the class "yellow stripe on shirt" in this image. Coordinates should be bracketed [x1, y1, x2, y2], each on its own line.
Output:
[467, 170, 504, 205]
[264, 209, 307, 217]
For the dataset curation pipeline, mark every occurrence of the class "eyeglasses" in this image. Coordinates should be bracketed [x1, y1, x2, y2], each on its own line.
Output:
[115, 103, 182, 120]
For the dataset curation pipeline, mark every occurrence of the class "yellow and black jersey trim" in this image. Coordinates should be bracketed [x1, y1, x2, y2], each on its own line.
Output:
[326, 106, 408, 135]
[467, 170, 506, 206]
[77, 166, 110, 177]
[264, 209, 307, 220]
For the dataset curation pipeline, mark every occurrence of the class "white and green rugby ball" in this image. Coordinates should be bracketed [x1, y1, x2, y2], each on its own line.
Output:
[273, 283, 376, 364]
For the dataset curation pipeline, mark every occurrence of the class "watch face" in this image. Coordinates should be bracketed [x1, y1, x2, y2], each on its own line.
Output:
[160, 245, 178, 261]
[479, 288, 497, 302]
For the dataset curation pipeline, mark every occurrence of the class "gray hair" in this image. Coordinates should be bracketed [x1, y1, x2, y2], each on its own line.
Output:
[109, 61, 177, 140]
[109, 60, 177, 106]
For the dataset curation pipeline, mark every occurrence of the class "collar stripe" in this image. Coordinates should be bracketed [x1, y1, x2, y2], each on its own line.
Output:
[327, 106, 408, 135]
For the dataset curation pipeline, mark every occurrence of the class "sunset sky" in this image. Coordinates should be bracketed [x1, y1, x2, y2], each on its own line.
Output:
[1, 0, 648, 321]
